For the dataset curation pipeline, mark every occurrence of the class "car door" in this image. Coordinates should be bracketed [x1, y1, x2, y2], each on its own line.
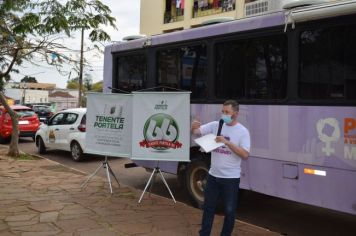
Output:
[58, 112, 79, 151]
[45, 112, 65, 149]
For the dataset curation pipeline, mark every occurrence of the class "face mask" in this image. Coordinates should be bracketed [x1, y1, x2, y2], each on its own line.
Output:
[221, 114, 233, 124]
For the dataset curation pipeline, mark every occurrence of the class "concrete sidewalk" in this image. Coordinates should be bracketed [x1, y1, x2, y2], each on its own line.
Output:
[0, 147, 279, 236]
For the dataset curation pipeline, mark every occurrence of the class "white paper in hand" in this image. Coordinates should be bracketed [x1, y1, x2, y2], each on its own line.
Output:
[194, 134, 224, 153]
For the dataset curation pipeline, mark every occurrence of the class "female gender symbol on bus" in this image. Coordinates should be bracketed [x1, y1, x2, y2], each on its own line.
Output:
[317, 118, 340, 156]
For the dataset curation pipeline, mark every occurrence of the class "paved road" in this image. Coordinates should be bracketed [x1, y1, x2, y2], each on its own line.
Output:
[15, 138, 356, 236]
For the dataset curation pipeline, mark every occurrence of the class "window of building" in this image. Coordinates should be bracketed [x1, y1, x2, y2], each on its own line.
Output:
[299, 24, 356, 100]
[116, 54, 147, 92]
[157, 44, 208, 99]
[215, 34, 287, 100]
[193, 0, 236, 18]
[164, 0, 185, 24]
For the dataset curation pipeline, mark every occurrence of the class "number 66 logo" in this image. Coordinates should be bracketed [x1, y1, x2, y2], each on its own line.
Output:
[140, 113, 182, 150]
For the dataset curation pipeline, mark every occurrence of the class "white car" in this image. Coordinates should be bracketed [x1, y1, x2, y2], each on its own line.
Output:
[35, 108, 87, 161]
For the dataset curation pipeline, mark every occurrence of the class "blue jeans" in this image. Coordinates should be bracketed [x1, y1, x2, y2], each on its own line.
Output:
[199, 174, 240, 236]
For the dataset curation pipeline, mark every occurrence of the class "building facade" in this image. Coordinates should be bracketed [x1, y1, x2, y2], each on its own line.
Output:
[140, 0, 336, 36]
[4, 82, 56, 105]
[141, 0, 244, 35]
[3, 83, 79, 111]
[48, 90, 78, 111]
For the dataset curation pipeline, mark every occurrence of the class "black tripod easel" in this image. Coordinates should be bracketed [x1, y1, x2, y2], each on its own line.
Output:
[81, 156, 120, 194]
[138, 161, 176, 204]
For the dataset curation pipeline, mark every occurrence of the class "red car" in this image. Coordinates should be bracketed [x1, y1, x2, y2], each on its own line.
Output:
[0, 105, 40, 143]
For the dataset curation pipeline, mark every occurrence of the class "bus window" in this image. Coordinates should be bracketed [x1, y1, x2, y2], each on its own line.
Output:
[299, 24, 356, 100]
[157, 45, 207, 99]
[116, 54, 147, 92]
[215, 34, 287, 100]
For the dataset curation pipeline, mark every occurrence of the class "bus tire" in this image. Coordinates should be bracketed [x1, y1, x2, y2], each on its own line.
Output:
[177, 163, 188, 190]
[186, 159, 209, 209]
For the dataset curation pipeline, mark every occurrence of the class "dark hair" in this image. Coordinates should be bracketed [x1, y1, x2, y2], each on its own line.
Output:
[223, 100, 239, 112]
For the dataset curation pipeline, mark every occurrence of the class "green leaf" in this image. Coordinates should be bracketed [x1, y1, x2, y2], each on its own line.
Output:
[1, 0, 117, 83]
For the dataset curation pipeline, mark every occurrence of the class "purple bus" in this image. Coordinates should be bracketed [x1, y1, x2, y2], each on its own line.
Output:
[103, 1, 356, 215]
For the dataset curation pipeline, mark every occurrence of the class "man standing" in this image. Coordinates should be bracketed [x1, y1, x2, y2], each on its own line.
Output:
[192, 100, 250, 236]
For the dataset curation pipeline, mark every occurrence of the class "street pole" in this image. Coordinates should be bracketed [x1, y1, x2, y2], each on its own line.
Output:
[78, 27, 84, 107]
[22, 82, 27, 105]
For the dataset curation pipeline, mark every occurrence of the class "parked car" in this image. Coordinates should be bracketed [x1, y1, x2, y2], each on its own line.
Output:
[32, 105, 53, 122]
[35, 108, 87, 161]
[0, 105, 40, 143]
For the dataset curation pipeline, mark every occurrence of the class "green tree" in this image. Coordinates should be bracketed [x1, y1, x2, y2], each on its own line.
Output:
[67, 77, 79, 89]
[83, 74, 93, 91]
[66, 74, 93, 106]
[0, 0, 116, 157]
[20, 76, 37, 83]
[92, 80, 103, 92]
[66, 75, 93, 91]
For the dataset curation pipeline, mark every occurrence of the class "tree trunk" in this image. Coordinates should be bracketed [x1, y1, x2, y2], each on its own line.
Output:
[0, 92, 20, 157]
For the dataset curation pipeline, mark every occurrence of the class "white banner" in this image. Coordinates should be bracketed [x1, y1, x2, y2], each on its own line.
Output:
[85, 93, 132, 157]
[131, 92, 190, 162]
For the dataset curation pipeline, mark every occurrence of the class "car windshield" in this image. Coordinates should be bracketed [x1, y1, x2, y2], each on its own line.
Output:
[15, 109, 36, 117]
[33, 106, 51, 112]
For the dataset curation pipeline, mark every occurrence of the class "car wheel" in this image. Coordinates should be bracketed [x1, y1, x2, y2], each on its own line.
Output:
[71, 141, 84, 162]
[0, 135, 11, 144]
[0, 135, 5, 144]
[32, 135, 36, 142]
[37, 136, 46, 154]
[186, 159, 209, 209]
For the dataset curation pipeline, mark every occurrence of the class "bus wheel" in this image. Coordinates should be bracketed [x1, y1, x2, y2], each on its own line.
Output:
[186, 159, 209, 209]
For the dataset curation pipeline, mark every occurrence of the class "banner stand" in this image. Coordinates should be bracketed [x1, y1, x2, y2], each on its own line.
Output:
[81, 156, 120, 194]
[138, 161, 176, 204]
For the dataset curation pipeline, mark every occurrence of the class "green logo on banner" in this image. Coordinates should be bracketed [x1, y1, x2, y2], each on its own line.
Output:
[140, 113, 182, 150]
